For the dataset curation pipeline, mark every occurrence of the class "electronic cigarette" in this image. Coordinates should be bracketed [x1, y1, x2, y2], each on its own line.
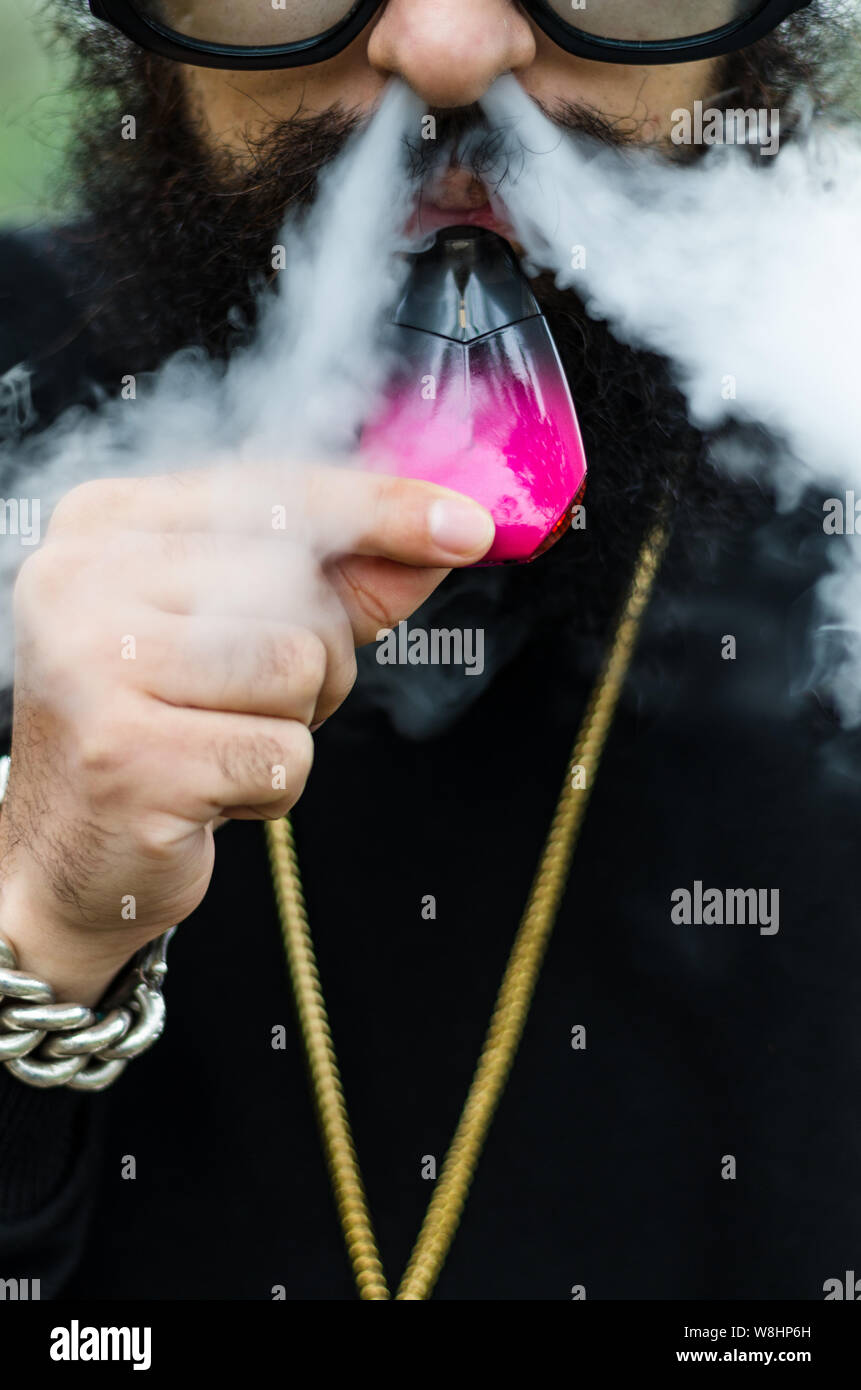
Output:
[361, 225, 587, 565]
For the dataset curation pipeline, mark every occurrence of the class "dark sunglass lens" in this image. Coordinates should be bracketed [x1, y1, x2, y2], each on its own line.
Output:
[544, 0, 764, 43]
[135, 0, 362, 47]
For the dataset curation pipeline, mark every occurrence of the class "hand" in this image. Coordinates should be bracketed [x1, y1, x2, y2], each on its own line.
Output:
[0, 464, 494, 1002]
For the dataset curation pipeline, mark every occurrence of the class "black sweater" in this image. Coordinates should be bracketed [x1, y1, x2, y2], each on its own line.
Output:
[1, 228, 860, 1301]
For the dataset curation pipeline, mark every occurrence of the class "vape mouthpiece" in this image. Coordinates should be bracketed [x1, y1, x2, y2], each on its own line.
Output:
[361, 226, 587, 565]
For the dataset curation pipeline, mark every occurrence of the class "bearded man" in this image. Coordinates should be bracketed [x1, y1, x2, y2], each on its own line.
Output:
[0, 0, 859, 1305]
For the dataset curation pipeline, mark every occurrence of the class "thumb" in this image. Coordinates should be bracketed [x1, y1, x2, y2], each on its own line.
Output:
[328, 554, 452, 647]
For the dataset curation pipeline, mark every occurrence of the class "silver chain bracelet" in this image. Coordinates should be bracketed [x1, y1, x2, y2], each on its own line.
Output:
[0, 754, 175, 1092]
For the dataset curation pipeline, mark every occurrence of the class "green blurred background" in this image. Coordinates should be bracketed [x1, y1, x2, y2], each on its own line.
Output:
[0, 0, 73, 224]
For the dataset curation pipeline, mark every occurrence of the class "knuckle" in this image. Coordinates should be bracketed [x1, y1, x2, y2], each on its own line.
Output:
[279, 724, 314, 805]
[322, 642, 358, 717]
[255, 628, 327, 698]
[377, 473, 413, 516]
[216, 732, 290, 788]
[285, 720, 314, 774]
[288, 629, 328, 695]
[13, 543, 63, 610]
[133, 815, 182, 862]
[158, 530, 191, 568]
[48, 479, 116, 536]
[248, 631, 285, 688]
[74, 721, 134, 793]
[13, 537, 96, 618]
[371, 474, 410, 541]
[338, 648, 359, 701]
[217, 723, 314, 812]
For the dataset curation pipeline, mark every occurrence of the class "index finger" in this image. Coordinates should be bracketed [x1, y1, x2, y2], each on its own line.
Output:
[47, 465, 495, 568]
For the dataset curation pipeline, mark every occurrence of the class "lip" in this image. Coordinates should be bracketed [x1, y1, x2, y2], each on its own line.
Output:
[409, 197, 517, 243]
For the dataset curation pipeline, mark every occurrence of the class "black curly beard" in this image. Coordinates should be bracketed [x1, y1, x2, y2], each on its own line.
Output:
[45, 3, 844, 735]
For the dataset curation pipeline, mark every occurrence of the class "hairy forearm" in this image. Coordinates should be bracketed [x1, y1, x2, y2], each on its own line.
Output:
[0, 842, 144, 1008]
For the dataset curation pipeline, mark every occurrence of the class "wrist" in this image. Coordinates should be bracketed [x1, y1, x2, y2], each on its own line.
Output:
[0, 865, 150, 1008]
[0, 918, 138, 1009]
[0, 916, 174, 1091]
[0, 759, 175, 1089]
[3, 929, 135, 1010]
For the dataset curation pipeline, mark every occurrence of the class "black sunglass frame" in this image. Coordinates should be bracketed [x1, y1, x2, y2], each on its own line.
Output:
[88, 0, 813, 71]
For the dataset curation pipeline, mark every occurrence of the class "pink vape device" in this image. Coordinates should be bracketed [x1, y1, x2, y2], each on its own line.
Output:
[361, 225, 587, 565]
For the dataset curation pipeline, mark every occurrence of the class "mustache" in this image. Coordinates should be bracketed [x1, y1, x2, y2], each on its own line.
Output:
[225, 90, 641, 207]
[403, 95, 642, 184]
[215, 103, 363, 201]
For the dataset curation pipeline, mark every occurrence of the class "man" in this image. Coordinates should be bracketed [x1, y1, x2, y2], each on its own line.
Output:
[0, 0, 858, 1303]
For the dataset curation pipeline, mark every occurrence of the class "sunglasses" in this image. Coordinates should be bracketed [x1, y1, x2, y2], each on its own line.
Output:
[88, 1, 812, 71]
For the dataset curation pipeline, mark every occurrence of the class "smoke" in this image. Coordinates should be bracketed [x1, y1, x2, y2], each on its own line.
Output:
[5, 71, 861, 727]
[0, 79, 422, 681]
[227, 84, 422, 461]
[479, 75, 861, 722]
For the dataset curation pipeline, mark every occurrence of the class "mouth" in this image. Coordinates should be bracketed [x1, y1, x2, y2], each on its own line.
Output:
[408, 166, 517, 245]
[411, 197, 516, 241]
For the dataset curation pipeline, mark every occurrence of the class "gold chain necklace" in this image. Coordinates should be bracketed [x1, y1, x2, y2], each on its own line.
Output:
[265, 516, 670, 1300]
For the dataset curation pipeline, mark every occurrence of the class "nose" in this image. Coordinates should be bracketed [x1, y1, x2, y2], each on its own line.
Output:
[367, 0, 536, 108]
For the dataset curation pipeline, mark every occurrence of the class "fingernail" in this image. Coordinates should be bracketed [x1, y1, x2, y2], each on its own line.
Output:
[428, 498, 495, 558]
